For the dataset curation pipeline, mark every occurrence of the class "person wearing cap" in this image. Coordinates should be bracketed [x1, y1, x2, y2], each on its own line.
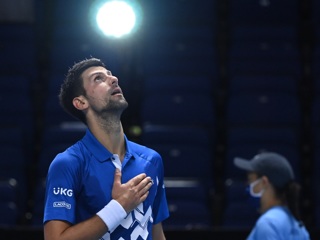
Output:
[234, 152, 310, 240]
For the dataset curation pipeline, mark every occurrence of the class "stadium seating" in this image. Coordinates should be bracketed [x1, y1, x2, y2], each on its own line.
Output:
[1, 1, 320, 237]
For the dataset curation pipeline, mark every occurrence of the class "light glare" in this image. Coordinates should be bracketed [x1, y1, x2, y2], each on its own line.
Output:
[96, 1, 136, 38]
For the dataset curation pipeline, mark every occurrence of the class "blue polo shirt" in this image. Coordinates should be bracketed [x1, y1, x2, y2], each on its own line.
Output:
[44, 129, 169, 239]
[247, 206, 310, 240]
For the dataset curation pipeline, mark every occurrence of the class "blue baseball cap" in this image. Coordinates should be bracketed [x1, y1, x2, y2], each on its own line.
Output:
[234, 152, 295, 188]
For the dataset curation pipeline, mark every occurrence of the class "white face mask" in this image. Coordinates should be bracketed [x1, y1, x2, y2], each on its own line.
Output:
[249, 178, 264, 198]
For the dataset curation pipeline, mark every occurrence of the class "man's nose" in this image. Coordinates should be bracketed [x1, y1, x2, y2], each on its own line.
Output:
[110, 76, 119, 86]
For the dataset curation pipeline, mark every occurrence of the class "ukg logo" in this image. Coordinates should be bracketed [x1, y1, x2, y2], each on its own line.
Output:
[53, 187, 73, 197]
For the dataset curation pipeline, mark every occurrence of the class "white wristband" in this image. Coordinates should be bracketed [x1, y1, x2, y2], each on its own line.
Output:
[96, 199, 127, 232]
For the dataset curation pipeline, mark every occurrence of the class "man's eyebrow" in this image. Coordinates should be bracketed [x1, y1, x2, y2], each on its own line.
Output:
[88, 71, 106, 78]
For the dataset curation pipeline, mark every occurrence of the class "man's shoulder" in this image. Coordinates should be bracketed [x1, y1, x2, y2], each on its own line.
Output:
[127, 140, 162, 160]
[50, 141, 86, 169]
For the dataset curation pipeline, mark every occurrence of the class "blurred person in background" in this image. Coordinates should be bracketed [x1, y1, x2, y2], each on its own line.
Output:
[234, 152, 310, 240]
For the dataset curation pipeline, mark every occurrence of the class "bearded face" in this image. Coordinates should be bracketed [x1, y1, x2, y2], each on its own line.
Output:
[89, 91, 128, 118]
[80, 66, 129, 120]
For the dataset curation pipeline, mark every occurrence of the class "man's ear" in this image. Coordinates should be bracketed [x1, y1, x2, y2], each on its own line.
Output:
[73, 96, 88, 110]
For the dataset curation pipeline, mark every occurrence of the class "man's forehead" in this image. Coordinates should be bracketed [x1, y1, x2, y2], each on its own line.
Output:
[81, 66, 108, 78]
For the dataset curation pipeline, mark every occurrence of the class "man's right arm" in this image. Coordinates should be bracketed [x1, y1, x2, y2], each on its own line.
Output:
[44, 169, 152, 240]
[44, 216, 107, 240]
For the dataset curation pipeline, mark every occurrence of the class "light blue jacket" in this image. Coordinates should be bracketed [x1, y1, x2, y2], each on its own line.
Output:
[247, 206, 310, 240]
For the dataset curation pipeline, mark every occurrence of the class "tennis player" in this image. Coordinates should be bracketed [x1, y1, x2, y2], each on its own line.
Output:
[43, 58, 169, 240]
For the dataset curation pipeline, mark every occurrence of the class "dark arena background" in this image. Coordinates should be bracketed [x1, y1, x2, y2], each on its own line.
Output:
[0, 0, 320, 239]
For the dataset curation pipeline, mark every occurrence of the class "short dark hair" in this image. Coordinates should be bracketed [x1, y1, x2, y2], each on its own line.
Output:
[59, 58, 106, 124]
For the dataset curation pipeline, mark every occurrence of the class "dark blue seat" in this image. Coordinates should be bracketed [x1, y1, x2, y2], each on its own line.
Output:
[147, 143, 213, 185]
[229, 41, 299, 61]
[43, 74, 85, 126]
[30, 179, 46, 226]
[226, 93, 301, 127]
[0, 93, 34, 139]
[227, 127, 299, 148]
[0, 127, 24, 150]
[0, 179, 24, 226]
[311, 128, 320, 228]
[228, 0, 299, 26]
[143, 26, 216, 59]
[313, 76, 320, 95]
[228, 75, 298, 95]
[141, 125, 212, 147]
[311, 96, 320, 127]
[0, 24, 35, 41]
[48, 40, 121, 74]
[0, 126, 34, 166]
[46, 74, 65, 95]
[143, 75, 214, 96]
[0, 146, 28, 182]
[226, 2, 301, 77]
[0, 24, 37, 76]
[0, 179, 19, 205]
[227, 59, 302, 76]
[41, 125, 86, 148]
[163, 179, 212, 229]
[0, 202, 19, 226]
[140, 124, 214, 188]
[0, 75, 35, 150]
[311, 44, 320, 78]
[141, 93, 215, 127]
[141, 25, 218, 79]
[222, 180, 259, 228]
[143, 57, 218, 77]
[144, 0, 217, 26]
[0, 42, 36, 70]
[312, 0, 320, 40]
[0, 126, 31, 217]
[43, 94, 77, 126]
[316, 188, 320, 229]
[229, 25, 298, 42]
[51, 0, 93, 25]
[0, 74, 32, 93]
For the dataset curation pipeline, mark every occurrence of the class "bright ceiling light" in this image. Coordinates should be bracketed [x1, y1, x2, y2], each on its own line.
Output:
[96, 1, 138, 38]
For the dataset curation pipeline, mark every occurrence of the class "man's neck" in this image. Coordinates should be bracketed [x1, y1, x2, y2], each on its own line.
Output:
[88, 116, 126, 161]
